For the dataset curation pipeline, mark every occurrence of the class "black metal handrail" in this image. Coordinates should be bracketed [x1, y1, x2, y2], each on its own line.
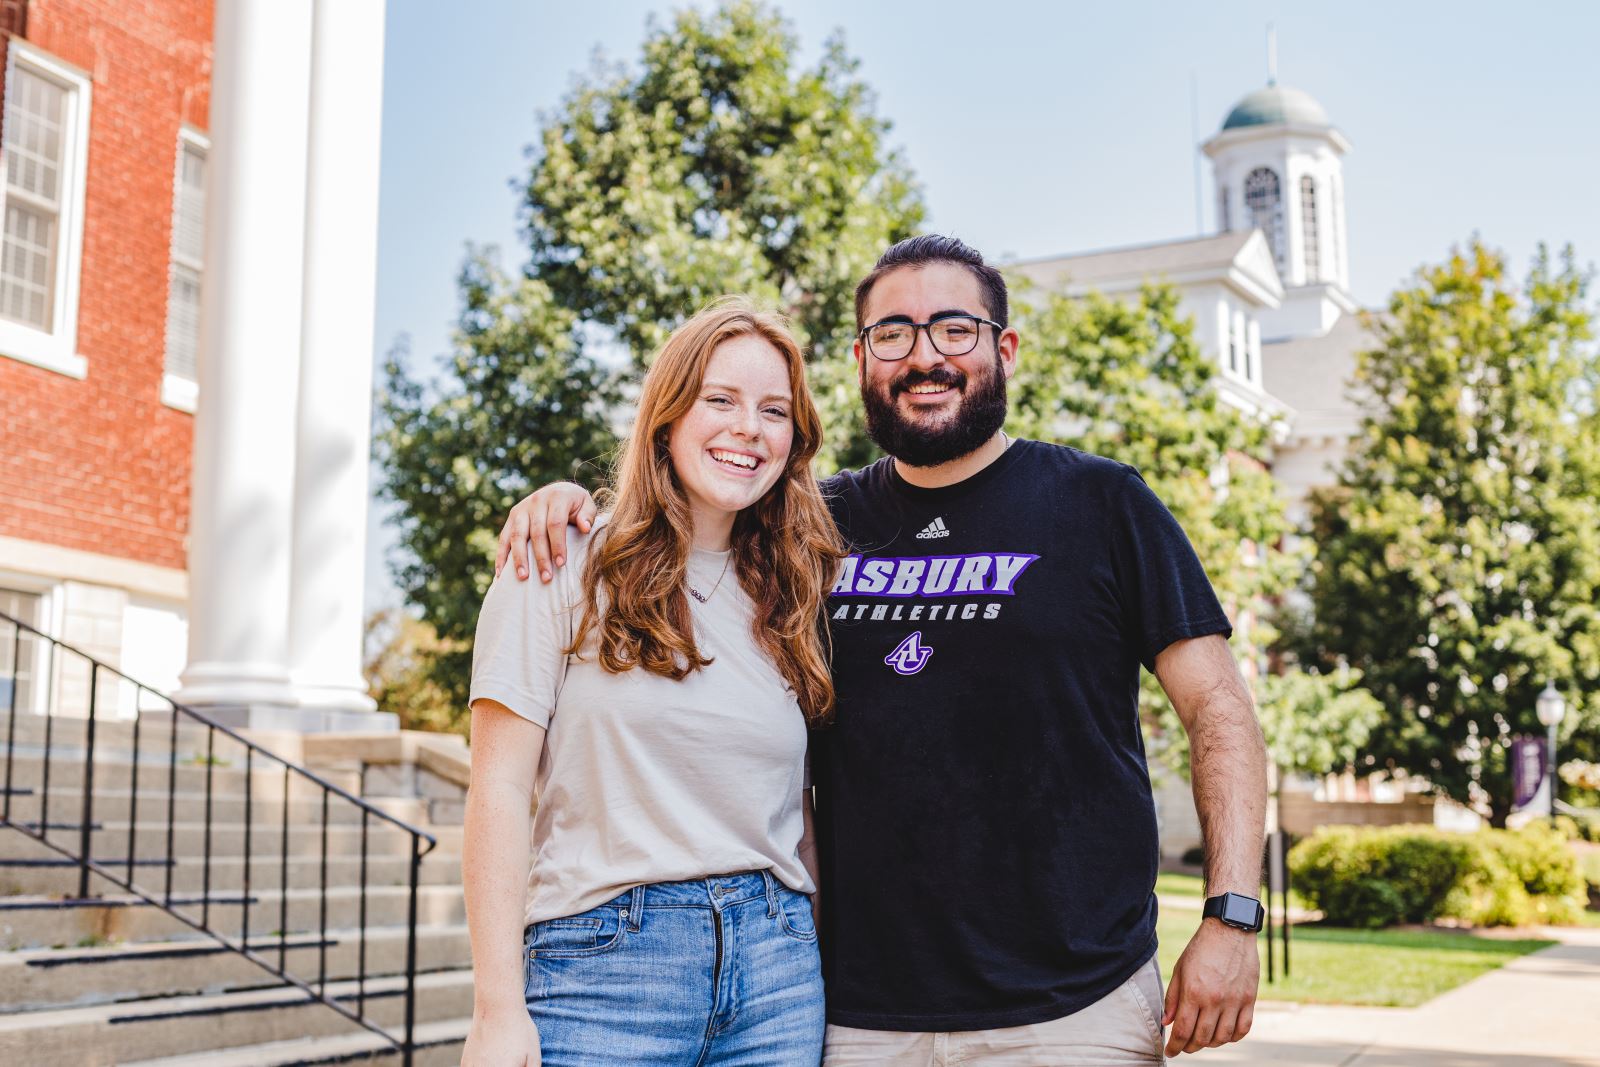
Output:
[0, 610, 438, 1065]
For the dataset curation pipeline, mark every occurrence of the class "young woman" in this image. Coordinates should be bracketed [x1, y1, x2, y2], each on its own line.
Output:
[460, 297, 842, 1067]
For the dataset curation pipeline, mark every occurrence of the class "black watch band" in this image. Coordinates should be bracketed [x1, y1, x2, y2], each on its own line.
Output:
[1202, 892, 1265, 933]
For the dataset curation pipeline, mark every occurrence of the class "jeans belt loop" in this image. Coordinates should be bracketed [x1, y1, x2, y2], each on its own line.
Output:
[626, 884, 645, 931]
[761, 869, 779, 918]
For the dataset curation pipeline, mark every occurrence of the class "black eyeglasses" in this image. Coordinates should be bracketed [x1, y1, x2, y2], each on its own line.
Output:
[858, 314, 1002, 361]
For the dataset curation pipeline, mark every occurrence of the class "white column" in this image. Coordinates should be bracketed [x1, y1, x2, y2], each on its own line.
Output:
[177, 0, 314, 711]
[287, 0, 388, 720]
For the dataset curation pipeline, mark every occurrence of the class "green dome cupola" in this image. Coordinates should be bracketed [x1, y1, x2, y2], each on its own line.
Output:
[1221, 84, 1331, 130]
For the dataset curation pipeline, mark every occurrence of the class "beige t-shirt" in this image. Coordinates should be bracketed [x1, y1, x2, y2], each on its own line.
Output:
[469, 525, 814, 926]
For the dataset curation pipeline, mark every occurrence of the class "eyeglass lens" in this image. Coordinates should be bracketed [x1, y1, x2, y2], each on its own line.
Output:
[867, 317, 982, 359]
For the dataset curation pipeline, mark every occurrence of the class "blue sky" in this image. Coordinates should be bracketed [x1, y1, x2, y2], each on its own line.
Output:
[366, 0, 1600, 610]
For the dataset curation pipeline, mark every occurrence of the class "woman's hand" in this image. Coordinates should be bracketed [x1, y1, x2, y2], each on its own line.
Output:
[460, 1010, 541, 1067]
[494, 482, 598, 583]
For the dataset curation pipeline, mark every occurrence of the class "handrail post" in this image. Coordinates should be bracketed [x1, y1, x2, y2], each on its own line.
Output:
[202, 725, 216, 929]
[357, 807, 369, 1019]
[3, 623, 19, 823]
[164, 709, 179, 906]
[127, 688, 142, 888]
[242, 746, 253, 949]
[404, 832, 421, 1067]
[279, 762, 291, 973]
[318, 787, 330, 995]
[40, 641, 56, 831]
[77, 661, 98, 899]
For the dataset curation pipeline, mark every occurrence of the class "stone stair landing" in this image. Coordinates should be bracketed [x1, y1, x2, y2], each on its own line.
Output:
[0, 714, 474, 1066]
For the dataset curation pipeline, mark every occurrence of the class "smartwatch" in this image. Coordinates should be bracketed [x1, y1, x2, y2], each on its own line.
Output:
[1202, 892, 1265, 933]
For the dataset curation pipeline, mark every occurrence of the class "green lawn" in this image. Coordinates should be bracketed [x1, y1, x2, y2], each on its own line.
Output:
[1154, 883, 1554, 1007]
[1153, 872, 1205, 898]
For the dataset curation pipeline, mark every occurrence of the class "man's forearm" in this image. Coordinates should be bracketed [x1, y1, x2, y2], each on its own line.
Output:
[1190, 688, 1268, 896]
[1157, 635, 1266, 1055]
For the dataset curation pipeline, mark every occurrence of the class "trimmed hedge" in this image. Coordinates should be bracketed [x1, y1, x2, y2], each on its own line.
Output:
[1289, 823, 1586, 928]
[1553, 812, 1600, 845]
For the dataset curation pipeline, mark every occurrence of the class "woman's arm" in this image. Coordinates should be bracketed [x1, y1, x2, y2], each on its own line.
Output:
[460, 699, 546, 1067]
[797, 777, 822, 931]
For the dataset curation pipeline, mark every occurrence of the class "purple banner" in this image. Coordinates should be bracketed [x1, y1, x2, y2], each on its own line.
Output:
[1513, 737, 1547, 811]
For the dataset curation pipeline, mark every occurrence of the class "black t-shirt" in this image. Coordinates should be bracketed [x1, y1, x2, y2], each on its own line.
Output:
[812, 439, 1232, 1031]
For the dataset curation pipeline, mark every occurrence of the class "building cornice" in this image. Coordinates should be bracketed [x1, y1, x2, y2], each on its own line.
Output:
[0, 534, 187, 601]
[1202, 122, 1352, 157]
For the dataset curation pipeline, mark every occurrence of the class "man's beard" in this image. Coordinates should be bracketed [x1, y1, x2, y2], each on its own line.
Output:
[861, 349, 1008, 467]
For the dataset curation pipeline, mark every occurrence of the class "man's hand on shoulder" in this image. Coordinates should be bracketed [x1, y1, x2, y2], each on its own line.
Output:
[1162, 916, 1259, 1056]
[494, 482, 598, 583]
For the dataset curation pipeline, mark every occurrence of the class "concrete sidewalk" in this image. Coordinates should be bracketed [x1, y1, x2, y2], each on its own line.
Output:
[1190, 925, 1600, 1066]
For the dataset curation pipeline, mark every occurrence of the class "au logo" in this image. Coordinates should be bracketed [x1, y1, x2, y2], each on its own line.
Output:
[885, 631, 933, 676]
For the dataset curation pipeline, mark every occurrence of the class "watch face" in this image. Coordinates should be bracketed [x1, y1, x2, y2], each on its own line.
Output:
[1221, 894, 1262, 929]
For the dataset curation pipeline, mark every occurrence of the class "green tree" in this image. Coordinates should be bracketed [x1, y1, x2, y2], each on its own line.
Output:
[1007, 282, 1301, 771]
[375, 255, 620, 710]
[524, 0, 922, 471]
[1255, 668, 1384, 779]
[1299, 241, 1600, 825]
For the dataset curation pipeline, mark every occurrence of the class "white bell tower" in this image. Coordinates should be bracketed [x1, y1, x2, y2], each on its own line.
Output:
[1203, 54, 1352, 338]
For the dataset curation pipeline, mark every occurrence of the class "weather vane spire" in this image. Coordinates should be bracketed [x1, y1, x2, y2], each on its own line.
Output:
[1267, 23, 1278, 86]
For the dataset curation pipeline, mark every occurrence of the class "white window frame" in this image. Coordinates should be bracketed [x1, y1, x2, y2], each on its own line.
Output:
[1300, 174, 1320, 284]
[1246, 317, 1260, 385]
[161, 125, 209, 413]
[1227, 307, 1242, 375]
[0, 41, 92, 380]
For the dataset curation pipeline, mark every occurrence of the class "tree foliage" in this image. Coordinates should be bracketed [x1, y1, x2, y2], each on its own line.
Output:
[523, 1, 923, 371]
[375, 256, 620, 710]
[1255, 668, 1384, 778]
[1298, 241, 1600, 824]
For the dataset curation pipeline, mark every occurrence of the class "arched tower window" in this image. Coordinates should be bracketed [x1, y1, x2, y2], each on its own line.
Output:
[1300, 174, 1320, 283]
[1217, 185, 1231, 232]
[1243, 167, 1283, 268]
[1331, 172, 1344, 285]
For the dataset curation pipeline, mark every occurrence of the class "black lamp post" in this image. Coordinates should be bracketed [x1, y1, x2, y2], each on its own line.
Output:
[1536, 683, 1567, 823]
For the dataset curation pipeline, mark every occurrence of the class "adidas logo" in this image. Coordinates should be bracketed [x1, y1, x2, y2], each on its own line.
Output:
[915, 517, 951, 540]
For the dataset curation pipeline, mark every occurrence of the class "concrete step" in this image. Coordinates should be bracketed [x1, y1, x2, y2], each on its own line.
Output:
[120, 1016, 470, 1067]
[2, 819, 455, 863]
[0, 846, 462, 896]
[0, 965, 474, 1064]
[1, 753, 363, 797]
[0, 711, 229, 758]
[0, 922, 472, 1012]
[0, 884, 468, 950]
[1, 787, 429, 829]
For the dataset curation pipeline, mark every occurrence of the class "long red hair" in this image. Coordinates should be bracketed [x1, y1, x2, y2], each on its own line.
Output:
[568, 297, 843, 723]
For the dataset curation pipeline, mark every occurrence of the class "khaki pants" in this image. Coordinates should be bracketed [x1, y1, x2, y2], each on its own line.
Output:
[823, 956, 1166, 1066]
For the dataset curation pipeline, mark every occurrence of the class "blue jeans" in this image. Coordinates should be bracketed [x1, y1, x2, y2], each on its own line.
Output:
[524, 870, 825, 1066]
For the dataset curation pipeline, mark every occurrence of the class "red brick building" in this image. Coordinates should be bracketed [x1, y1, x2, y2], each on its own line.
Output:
[1, 0, 212, 710]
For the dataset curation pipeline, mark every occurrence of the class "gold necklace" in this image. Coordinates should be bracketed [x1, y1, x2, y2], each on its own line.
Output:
[687, 552, 731, 604]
